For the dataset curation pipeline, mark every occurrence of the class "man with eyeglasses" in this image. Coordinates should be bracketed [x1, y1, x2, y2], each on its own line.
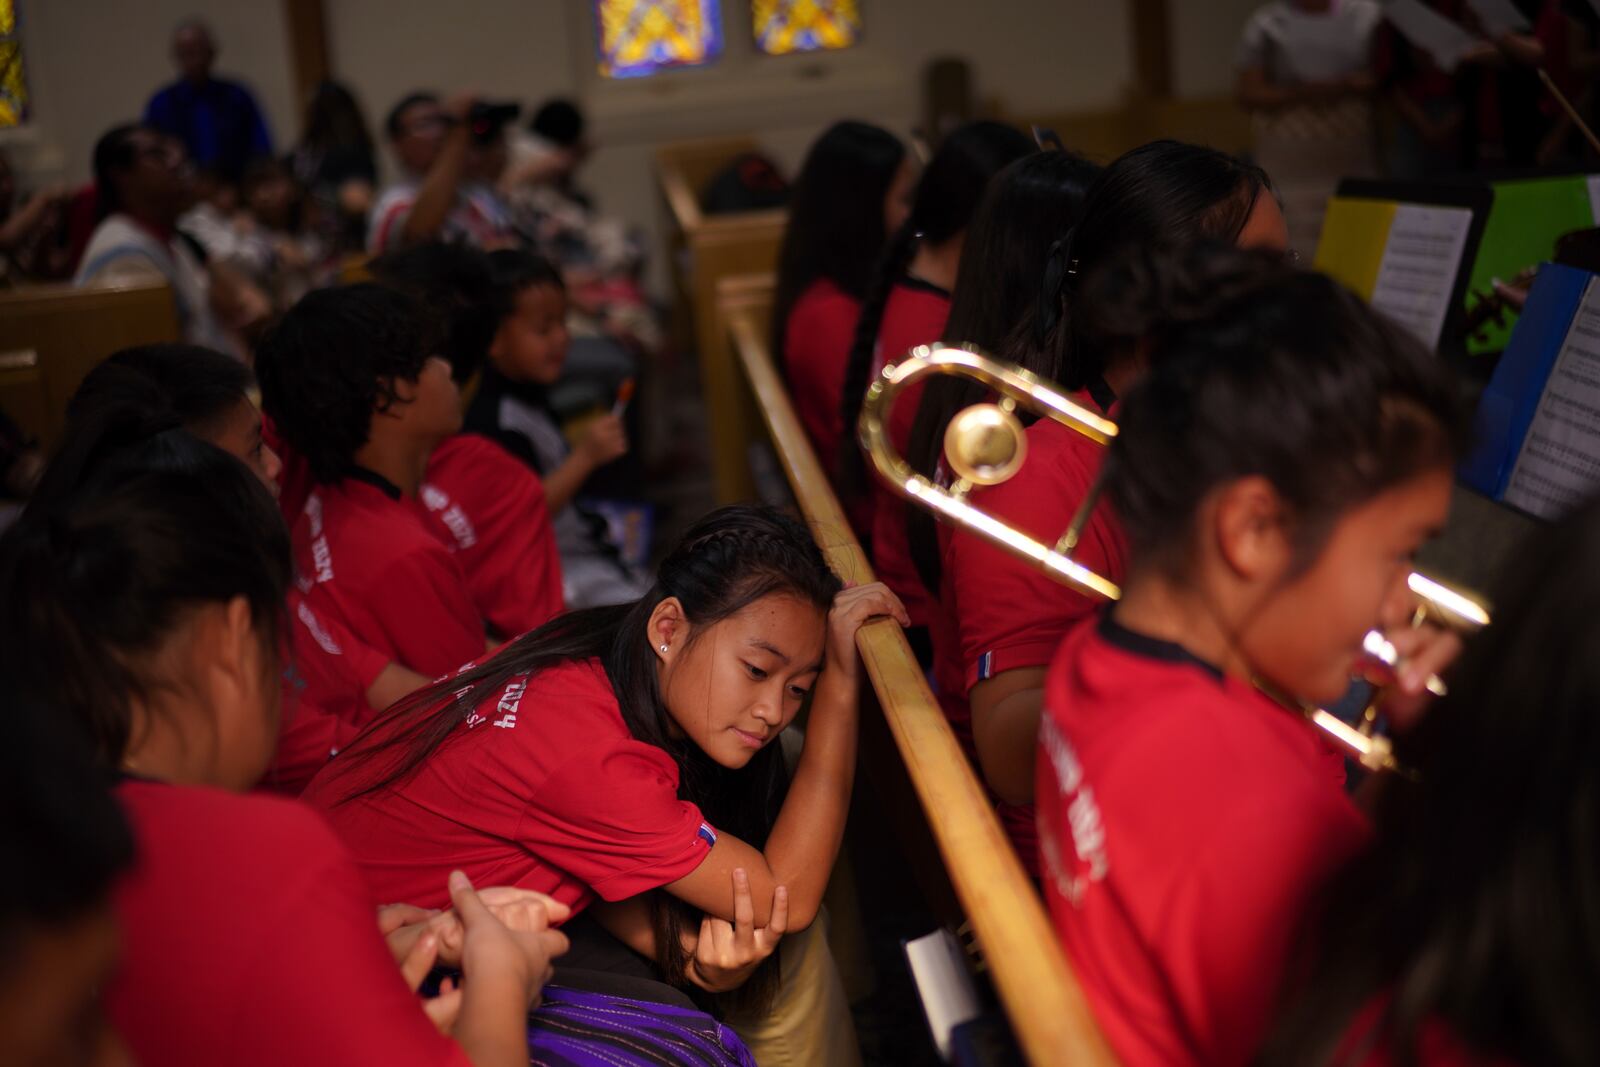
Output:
[74, 124, 266, 358]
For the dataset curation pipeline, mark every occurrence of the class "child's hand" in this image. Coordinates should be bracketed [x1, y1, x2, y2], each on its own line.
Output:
[577, 413, 629, 468]
[449, 870, 569, 1010]
[824, 581, 908, 680]
[683, 868, 788, 994]
[424, 885, 570, 966]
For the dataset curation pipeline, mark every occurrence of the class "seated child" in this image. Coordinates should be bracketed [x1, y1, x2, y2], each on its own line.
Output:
[467, 248, 649, 608]
[66, 342, 433, 790]
[255, 283, 488, 691]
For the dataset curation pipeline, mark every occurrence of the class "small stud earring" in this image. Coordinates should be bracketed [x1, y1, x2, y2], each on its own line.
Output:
[660, 644, 669, 653]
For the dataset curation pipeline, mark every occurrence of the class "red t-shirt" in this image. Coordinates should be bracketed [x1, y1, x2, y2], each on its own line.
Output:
[1037, 615, 1366, 1067]
[782, 277, 868, 534]
[869, 278, 950, 629]
[293, 476, 485, 697]
[304, 657, 716, 915]
[936, 410, 1126, 872]
[261, 589, 393, 795]
[419, 434, 565, 640]
[109, 779, 468, 1067]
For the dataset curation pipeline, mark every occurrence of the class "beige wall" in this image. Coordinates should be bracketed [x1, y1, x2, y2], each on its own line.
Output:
[1171, 0, 1262, 98]
[7, 0, 297, 184]
[14, 0, 1226, 294]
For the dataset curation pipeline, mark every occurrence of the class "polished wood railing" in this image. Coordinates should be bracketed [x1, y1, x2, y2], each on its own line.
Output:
[718, 277, 1118, 1067]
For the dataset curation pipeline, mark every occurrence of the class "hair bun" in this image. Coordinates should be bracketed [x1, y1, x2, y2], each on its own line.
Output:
[1076, 241, 1291, 350]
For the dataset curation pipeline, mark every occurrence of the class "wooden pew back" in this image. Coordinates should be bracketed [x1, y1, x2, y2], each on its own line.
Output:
[718, 277, 1119, 1067]
[655, 137, 788, 504]
[0, 282, 181, 448]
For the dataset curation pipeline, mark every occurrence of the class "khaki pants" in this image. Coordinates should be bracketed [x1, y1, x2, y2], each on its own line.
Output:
[724, 907, 863, 1067]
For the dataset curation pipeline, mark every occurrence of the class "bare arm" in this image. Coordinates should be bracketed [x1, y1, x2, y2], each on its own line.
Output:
[664, 583, 907, 930]
[968, 665, 1048, 806]
[401, 98, 474, 247]
[543, 414, 627, 513]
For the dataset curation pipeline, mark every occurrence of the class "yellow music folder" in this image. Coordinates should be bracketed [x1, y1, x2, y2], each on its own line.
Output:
[1313, 197, 1396, 299]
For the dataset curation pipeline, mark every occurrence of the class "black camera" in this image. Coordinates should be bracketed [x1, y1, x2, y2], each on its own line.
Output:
[467, 101, 520, 145]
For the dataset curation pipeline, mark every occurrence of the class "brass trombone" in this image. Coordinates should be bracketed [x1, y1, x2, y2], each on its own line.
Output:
[858, 343, 1490, 773]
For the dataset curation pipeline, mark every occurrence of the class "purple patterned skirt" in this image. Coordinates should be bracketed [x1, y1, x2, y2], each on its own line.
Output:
[526, 984, 756, 1067]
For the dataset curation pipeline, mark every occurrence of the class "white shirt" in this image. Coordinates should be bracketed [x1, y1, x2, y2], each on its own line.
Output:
[74, 213, 239, 357]
[1236, 0, 1382, 85]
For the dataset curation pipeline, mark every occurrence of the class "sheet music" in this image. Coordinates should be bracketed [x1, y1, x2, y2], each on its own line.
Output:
[1368, 203, 1474, 349]
[1381, 0, 1482, 70]
[1505, 277, 1600, 519]
[1588, 175, 1600, 226]
[1465, 0, 1531, 34]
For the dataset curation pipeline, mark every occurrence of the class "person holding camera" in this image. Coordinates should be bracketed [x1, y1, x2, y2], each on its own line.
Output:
[369, 91, 518, 253]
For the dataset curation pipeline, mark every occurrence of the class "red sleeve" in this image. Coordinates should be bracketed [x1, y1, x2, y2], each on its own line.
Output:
[229, 807, 471, 1066]
[424, 437, 565, 639]
[1158, 782, 1368, 1067]
[263, 416, 313, 528]
[517, 737, 714, 901]
[949, 429, 1125, 693]
[357, 543, 486, 680]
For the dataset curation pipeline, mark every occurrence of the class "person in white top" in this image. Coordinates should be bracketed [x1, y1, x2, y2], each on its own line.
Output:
[1236, 0, 1382, 256]
[74, 124, 264, 358]
[368, 91, 515, 254]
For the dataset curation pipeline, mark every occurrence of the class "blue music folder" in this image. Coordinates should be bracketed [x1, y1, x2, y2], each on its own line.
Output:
[1460, 262, 1600, 503]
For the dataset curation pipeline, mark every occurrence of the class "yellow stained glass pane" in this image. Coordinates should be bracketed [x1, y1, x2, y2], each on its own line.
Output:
[753, 0, 861, 56]
[596, 0, 723, 79]
[0, 0, 27, 129]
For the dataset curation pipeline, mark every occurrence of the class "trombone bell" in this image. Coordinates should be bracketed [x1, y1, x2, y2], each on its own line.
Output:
[945, 404, 1028, 486]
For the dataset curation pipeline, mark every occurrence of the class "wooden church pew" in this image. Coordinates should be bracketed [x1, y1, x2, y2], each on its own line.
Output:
[0, 281, 180, 449]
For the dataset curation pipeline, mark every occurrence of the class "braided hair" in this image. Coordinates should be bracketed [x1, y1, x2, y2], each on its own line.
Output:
[326, 503, 843, 1006]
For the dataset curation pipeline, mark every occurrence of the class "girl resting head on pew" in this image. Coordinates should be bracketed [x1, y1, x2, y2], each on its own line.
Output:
[304, 505, 904, 1016]
[832, 119, 1035, 655]
[0, 414, 571, 1067]
[0, 700, 133, 1067]
[772, 119, 912, 530]
[907, 139, 1282, 876]
[1037, 244, 1467, 1067]
[1260, 493, 1600, 1067]
[66, 343, 433, 791]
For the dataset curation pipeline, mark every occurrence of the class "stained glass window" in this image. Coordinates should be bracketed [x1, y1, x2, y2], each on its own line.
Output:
[0, 0, 30, 128]
[595, 0, 724, 79]
[752, 0, 861, 56]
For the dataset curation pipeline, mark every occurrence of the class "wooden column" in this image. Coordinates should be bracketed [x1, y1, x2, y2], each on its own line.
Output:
[1129, 0, 1173, 99]
[282, 0, 331, 109]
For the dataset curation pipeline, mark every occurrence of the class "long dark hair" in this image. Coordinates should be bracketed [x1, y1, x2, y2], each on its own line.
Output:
[1105, 246, 1466, 573]
[903, 148, 1100, 592]
[327, 503, 843, 1005]
[771, 121, 906, 377]
[835, 121, 1035, 495]
[907, 141, 1270, 593]
[0, 408, 291, 768]
[1259, 495, 1600, 1067]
